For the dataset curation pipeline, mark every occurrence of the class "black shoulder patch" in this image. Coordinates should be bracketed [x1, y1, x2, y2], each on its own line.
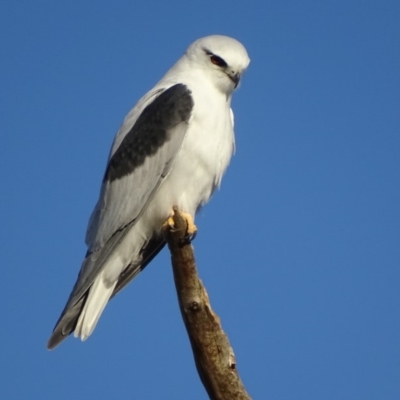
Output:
[104, 84, 193, 182]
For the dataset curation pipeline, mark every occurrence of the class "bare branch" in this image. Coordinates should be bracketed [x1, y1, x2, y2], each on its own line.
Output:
[165, 207, 251, 400]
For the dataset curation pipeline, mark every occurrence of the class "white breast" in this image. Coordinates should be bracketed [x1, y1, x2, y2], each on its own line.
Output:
[167, 82, 233, 204]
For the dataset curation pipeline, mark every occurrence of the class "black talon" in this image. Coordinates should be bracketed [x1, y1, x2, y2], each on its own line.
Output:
[181, 229, 197, 245]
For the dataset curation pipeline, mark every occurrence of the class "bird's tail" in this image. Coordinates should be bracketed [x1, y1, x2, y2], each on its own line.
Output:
[47, 236, 166, 350]
[73, 269, 117, 341]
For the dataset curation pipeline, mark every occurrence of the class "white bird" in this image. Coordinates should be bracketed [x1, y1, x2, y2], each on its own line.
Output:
[48, 35, 250, 349]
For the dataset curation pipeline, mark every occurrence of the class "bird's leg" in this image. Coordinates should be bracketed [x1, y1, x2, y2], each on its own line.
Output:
[163, 210, 198, 243]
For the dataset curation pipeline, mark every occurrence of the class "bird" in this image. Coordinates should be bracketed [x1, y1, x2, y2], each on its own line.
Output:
[47, 35, 250, 349]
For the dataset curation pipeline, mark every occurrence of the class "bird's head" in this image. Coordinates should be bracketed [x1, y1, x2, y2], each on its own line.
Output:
[186, 35, 250, 95]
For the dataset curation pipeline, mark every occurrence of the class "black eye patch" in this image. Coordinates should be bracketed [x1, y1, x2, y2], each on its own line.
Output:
[210, 55, 227, 68]
[203, 48, 228, 68]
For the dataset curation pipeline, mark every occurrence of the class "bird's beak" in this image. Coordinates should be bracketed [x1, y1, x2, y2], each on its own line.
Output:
[227, 72, 241, 88]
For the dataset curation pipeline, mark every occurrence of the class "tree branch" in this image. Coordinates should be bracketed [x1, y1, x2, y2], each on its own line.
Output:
[165, 207, 251, 400]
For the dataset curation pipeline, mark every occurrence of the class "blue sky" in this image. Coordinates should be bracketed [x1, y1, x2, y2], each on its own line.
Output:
[1, 1, 399, 399]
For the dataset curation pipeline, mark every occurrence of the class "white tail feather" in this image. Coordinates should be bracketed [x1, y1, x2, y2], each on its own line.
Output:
[74, 270, 117, 341]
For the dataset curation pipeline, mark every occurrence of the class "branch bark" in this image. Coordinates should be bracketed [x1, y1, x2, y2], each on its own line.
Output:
[165, 207, 251, 400]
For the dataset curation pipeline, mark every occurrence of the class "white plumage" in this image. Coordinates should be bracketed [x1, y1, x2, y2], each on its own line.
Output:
[48, 35, 250, 349]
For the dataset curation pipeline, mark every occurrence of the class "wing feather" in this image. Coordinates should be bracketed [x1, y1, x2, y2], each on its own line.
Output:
[75, 83, 192, 298]
[48, 84, 193, 347]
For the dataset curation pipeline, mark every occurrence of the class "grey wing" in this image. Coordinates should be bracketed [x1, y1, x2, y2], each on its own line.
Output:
[48, 84, 193, 347]
[88, 83, 193, 248]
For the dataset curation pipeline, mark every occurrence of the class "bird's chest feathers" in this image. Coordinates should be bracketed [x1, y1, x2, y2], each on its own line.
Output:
[185, 97, 233, 183]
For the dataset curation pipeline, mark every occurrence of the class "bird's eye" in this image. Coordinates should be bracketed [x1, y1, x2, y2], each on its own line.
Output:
[210, 55, 227, 68]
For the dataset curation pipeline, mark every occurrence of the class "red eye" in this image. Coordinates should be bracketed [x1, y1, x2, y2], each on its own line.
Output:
[210, 55, 227, 68]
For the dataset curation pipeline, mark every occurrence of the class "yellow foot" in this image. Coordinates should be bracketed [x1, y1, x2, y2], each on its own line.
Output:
[181, 212, 197, 237]
[163, 210, 198, 241]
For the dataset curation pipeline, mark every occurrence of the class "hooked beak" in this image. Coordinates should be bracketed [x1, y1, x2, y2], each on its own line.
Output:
[227, 71, 240, 88]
